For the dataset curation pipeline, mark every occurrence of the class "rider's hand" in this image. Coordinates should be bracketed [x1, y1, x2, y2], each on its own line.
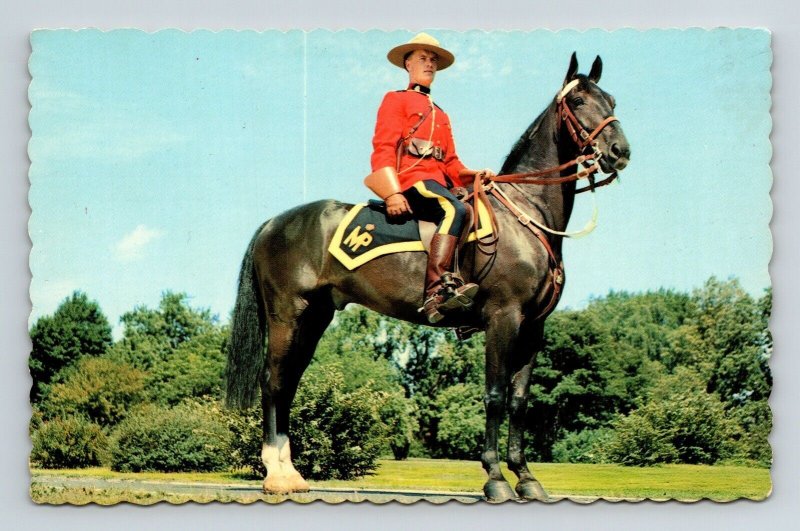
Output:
[476, 168, 496, 181]
[386, 193, 412, 219]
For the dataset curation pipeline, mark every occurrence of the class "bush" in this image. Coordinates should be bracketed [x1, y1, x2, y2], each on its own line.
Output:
[224, 406, 264, 477]
[378, 390, 418, 460]
[226, 363, 387, 480]
[604, 369, 739, 466]
[31, 416, 108, 469]
[290, 364, 386, 480]
[552, 428, 613, 464]
[108, 400, 231, 472]
[430, 383, 485, 460]
[726, 399, 772, 467]
[41, 356, 146, 427]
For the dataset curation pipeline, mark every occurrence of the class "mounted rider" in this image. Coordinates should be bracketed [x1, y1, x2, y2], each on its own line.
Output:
[365, 32, 495, 324]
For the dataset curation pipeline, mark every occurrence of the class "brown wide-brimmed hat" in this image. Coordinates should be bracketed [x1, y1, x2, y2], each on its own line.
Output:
[387, 32, 455, 71]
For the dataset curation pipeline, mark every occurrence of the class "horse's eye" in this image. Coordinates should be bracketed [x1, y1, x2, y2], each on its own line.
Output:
[572, 97, 584, 106]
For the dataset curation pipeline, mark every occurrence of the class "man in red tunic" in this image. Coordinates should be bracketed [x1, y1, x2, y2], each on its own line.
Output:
[365, 33, 495, 324]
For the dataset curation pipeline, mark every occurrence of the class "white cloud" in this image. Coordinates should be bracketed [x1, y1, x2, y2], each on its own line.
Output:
[114, 225, 164, 263]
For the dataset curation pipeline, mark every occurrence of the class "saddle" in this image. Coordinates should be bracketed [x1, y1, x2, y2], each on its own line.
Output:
[328, 194, 492, 271]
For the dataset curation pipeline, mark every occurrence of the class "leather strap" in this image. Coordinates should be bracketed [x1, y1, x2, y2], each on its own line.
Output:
[483, 184, 564, 320]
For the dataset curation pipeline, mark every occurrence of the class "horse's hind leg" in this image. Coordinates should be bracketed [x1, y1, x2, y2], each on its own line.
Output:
[507, 320, 549, 502]
[261, 296, 335, 495]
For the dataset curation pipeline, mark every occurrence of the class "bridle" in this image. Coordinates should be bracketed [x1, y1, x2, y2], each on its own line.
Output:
[464, 78, 622, 320]
[488, 78, 620, 193]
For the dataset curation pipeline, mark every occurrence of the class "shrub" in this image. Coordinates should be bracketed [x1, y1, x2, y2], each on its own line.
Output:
[430, 383, 485, 460]
[289, 364, 386, 480]
[224, 406, 264, 477]
[30, 416, 108, 469]
[108, 400, 231, 472]
[226, 363, 387, 480]
[604, 369, 739, 466]
[380, 391, 418, 460]
[41, 356, 146, 427]
[552, 428, 613, 464]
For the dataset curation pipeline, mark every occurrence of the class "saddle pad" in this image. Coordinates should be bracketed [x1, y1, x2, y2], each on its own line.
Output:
[328, 199, 494, 270]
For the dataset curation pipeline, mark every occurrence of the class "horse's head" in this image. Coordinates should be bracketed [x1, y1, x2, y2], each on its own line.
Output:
[559, 53, 630, 174]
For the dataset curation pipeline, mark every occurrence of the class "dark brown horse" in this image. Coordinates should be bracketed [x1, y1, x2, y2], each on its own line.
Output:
[226, 54, 630, 502]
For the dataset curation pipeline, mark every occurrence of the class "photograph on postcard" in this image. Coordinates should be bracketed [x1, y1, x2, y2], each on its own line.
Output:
[28, 28, 771, 504]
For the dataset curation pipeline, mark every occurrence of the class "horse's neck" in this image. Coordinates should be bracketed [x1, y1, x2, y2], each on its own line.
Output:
[502, 103, 576, 233]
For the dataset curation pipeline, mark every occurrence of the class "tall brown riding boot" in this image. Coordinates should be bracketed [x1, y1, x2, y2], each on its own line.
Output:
[421, 234, 479, 324]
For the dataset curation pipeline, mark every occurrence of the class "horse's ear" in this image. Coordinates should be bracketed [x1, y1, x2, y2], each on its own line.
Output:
[565, 52, 578, 83]
[589, 56, 603, 83]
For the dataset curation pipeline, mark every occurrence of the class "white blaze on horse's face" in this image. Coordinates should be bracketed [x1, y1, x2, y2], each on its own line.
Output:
[405, 49, 438, 87]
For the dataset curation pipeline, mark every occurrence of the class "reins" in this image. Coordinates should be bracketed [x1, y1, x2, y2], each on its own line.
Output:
[488, 79, 619, 193]
[464, 79, 621, 320]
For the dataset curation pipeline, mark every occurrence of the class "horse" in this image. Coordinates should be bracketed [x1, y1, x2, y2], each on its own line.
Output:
[226, 53, 631, 502]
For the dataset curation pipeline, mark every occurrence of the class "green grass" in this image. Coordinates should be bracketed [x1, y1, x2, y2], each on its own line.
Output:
[31, 459, 771, 503]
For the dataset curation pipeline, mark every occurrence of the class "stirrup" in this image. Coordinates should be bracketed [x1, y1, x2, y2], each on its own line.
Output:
[438, 273, 478, 311]
[418, 281, 478, 325]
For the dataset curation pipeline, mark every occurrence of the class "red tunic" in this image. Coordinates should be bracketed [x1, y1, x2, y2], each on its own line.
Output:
[370, 86, 467, 191]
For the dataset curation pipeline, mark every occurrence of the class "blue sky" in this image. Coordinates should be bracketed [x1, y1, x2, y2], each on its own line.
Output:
[28, 29, 772, 335]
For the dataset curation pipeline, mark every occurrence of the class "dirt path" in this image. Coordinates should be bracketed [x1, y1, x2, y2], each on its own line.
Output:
[31, 474, 489, 504]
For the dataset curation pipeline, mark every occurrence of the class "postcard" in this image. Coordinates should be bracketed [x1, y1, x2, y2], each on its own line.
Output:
[28, 28, 772, 504]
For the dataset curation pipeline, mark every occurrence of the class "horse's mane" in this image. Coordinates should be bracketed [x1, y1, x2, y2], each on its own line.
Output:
[499, 99, 556, 175]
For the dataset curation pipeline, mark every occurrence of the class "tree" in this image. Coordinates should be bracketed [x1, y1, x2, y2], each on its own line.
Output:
[690, 279, 772, 404]
[42, 356, 146, 427]
[29, 292, 113, 402]
[116, 291, 217, 368]
[121, 291, 216, 349]
[527, 309, 629, 461]
[145, 328, 228, 406]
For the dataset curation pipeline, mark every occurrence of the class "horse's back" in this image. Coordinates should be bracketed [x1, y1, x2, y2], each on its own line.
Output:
[252, 199, 351, 297]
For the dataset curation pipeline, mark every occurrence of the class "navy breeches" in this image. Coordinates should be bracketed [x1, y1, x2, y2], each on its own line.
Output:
[403, 180, 467, 238]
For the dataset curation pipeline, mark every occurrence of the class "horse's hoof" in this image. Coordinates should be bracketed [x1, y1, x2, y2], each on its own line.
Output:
[263, 475, 292, 495]
[264, 473, 310, 495]
[483, 479, 517, 503]
[515, 479, 549, 502]
[287, 474, 310, 493]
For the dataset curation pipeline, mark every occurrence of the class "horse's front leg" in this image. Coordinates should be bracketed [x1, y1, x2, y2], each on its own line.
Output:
[507, 319, 549, 501]
[481, 307, 522, 503]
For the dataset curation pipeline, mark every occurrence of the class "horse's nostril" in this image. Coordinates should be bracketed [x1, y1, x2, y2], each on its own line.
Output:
[610, 143, 630, 160]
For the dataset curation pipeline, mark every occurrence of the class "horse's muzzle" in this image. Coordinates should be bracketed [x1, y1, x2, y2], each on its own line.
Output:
[606, 141, 630, 171]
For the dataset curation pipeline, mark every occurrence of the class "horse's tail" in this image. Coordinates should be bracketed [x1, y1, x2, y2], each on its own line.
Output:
[225, 224, 268, 409]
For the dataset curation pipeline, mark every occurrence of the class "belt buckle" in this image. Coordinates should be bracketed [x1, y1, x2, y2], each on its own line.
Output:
[433, 146, 443, 160]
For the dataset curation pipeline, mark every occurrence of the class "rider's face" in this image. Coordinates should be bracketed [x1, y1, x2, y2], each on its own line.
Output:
[405, 49, 438, 87]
